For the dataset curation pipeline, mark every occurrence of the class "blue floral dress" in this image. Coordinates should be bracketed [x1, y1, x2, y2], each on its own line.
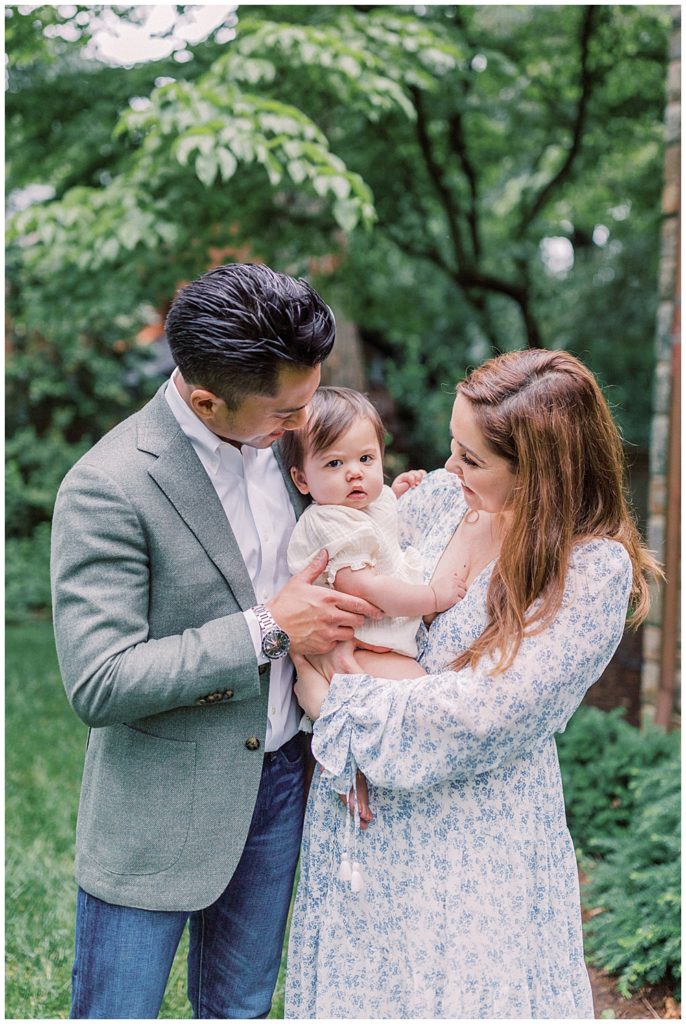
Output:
[285, 470, 632, 1019]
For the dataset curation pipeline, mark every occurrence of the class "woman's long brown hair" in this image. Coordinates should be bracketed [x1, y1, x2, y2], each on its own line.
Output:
[452, 349, 662, 674]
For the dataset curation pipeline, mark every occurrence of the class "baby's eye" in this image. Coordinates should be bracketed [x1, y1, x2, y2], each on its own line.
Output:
[360, 455, 374, 464]
[325, 459, 342, 469]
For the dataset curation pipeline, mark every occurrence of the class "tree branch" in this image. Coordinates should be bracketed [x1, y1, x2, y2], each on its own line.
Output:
[447, 109, 480, 261]
[456, 269, 526, 305]
[410, 84, 468, 268]
[373, 119, 441, 230]
[517, 4, 597, 235]
[386, 227, 457, 278]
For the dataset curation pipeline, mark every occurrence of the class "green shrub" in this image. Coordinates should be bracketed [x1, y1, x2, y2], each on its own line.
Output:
[583, 758, 681, 998]
[5, 427, 90, 621]
[5, 525, 53, 622]
[557, 706, 681, 997]
[5, 319, 157, 622]
[556, 706, 677, 855]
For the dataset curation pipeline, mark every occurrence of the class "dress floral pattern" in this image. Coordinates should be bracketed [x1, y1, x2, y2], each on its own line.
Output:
[285, 469, 632, 1020]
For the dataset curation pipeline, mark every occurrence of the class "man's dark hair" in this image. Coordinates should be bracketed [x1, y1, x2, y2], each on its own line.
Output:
[165, 263, 335, 409]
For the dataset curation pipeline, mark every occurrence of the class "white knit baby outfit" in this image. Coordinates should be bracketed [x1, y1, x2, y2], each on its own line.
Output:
[287, 485, 424, 658]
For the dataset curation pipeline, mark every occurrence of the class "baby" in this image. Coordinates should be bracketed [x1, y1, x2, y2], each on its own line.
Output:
[282, 386, 466, 672]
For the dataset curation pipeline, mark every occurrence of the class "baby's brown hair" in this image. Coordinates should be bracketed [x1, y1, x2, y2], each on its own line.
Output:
[280, 386, 385, 471]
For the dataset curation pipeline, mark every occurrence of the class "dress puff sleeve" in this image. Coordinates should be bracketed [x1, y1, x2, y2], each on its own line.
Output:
[312, 539, 632, 791]
[287, 503, 382, 585]
[397, 469, 462, 551]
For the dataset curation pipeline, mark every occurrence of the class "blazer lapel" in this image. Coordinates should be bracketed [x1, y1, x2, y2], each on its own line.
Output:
[139, 388, 256, 609]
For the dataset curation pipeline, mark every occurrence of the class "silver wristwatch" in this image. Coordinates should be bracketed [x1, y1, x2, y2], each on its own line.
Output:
[252, 604, 291, 660]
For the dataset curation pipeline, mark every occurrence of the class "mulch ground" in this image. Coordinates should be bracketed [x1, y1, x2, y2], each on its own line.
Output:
[590, 967, 681, 1019]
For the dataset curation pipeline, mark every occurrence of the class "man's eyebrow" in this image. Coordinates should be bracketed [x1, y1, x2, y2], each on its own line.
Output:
[275, 401, 309, 414]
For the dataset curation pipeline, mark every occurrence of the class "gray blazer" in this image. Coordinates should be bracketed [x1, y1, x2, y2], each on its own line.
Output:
[50, 383, 308, 911]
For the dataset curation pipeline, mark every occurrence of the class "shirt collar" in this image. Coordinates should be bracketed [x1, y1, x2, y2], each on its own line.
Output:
[164, 370, 245, 477]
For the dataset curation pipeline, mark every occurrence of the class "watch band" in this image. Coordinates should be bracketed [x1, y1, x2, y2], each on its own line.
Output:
[252, 604, 290, 660]
[253, 603, 279, 635]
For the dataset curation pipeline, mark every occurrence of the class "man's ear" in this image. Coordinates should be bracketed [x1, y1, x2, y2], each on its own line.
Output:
[188, 388, 223, 421]
[290, 466, 310, 496]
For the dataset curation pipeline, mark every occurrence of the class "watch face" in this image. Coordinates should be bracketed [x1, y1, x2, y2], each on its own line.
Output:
[262, 628, 290, 660]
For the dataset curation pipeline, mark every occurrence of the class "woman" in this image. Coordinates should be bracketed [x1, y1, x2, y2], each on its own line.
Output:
[285, 349, 659, 1019]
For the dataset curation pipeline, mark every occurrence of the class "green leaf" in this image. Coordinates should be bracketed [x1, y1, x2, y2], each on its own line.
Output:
[195, 152, 218, 187]
[155, 222, 178, 246]
[287, 160, 307, 185]
[228, 135, 254, 163]
[263, 153, 283, 186]
[329, 176, 351, 200]
[333, 198, 360, 233]
[99, 237, 119, 262]
[217, 148, 238, 181]
[175, 133, 214, 166]
[117, 221, 140, 251]
[312, 176, 330, 198]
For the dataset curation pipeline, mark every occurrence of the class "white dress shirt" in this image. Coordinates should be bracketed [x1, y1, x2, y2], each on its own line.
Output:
[165, 372, 299, 751]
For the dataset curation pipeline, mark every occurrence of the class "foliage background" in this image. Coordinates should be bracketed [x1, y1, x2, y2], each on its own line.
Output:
[6, 3, 670, 619]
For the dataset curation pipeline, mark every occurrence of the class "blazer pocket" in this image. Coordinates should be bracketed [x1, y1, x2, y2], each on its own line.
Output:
[78, 724, 196, 876]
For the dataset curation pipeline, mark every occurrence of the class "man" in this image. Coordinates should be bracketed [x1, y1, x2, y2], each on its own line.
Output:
[51, 263, 380, 1019]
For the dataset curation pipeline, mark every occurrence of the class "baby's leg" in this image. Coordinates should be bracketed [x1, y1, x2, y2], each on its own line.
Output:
[354, 650, 426, 679]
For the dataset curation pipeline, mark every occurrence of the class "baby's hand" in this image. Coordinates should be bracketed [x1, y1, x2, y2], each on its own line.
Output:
[391, 468, 427, 498]
[430, 573, 467, 613]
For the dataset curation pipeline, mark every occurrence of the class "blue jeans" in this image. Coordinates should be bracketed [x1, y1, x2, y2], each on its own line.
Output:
[70, 733, 306, 1019]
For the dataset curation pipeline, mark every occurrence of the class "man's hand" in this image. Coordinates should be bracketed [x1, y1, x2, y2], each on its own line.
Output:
[267, 551, 383, 655]
[391, 468, 427, 498]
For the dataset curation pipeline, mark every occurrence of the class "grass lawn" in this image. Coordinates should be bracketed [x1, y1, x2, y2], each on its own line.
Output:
[5, 621, 289, 1019]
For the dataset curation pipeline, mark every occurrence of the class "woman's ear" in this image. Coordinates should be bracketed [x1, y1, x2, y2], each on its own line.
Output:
[290, 466, 310, 496]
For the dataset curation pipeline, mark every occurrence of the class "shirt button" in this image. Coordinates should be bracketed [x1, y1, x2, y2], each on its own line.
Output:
[270, 706, 276, 715]
[245, 736, 261, 751]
